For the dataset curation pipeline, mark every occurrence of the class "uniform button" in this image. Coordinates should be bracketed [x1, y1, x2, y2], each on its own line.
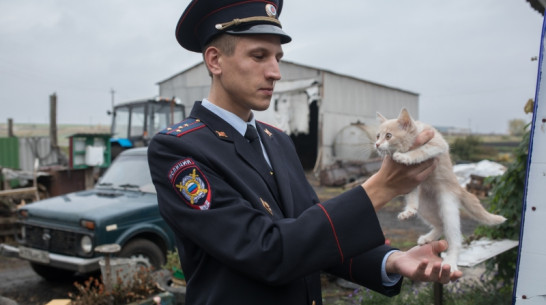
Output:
[270, 171, 274, 175]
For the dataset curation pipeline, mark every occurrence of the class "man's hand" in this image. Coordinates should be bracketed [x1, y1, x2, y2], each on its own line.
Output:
[410, 128, 434, 150]
[386, 240, 463, 284]
[362, 128, 436, 210]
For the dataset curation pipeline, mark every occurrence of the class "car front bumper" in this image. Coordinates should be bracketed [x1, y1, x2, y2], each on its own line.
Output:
[0, 243, 101, 273]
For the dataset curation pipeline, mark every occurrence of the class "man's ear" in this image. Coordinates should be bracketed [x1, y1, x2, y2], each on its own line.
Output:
[204, 46, 222, 76]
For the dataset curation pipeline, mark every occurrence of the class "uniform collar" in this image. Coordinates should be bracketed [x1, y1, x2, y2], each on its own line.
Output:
[201, 98, 257, 137]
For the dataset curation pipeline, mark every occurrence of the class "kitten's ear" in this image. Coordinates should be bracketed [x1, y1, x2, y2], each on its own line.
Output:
[397, 108, 415, 130]
[376, 112, 387, 123]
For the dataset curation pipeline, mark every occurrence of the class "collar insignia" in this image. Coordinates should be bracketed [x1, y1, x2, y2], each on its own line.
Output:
[216, 130, 228, 138]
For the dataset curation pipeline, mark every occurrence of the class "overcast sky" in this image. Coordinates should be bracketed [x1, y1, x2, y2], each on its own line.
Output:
[0, 0, 543, 134]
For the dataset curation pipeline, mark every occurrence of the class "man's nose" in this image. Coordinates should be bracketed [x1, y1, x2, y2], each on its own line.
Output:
[266, 59, 281, 80]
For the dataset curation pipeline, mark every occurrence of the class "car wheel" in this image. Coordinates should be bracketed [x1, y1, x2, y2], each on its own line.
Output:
[118, 239, 165, 270]
[30, 263, 76, 282]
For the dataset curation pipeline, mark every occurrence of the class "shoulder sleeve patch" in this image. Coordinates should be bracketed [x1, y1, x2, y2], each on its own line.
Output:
[168, 158, 212, 210]
[159, 118, 205, 137]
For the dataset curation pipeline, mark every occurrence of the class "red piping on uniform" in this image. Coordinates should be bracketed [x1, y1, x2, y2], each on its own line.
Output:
[317, 203, 344, 264]
[257, 120, 283, 132]
[176, 124, 206, 137]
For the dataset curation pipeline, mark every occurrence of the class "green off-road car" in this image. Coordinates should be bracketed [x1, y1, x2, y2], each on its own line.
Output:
[0, 148, 175, 281]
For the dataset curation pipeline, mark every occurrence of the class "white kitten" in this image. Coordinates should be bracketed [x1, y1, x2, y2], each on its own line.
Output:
[375, 108, 506, 270]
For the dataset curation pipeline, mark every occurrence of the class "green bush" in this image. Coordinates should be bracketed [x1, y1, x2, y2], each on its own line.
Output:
[450, 135, 484, 162]
[162, 248, 185, 281]
[473, 126, 529, 292]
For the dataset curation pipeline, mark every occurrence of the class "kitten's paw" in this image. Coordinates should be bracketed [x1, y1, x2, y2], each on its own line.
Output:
[417, 235, 433, 245]
[398, 209, 417, 220]
[392, 152, 412, 165]
[442, 258, 459, 272]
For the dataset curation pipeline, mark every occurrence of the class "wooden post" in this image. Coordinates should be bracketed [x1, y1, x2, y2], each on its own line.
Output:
[7, 118, 14, 137]
[434, 282, 443, 305]
[49, 93, 58, 148]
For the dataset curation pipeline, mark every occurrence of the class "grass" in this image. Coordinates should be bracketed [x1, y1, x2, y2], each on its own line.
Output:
[324, 275, 512, 305]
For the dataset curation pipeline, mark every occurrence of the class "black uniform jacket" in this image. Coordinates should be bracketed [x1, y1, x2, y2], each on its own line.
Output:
[148, 101, 402, 305]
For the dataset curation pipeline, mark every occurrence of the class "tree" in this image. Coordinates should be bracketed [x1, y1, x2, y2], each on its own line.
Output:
[508, 119, 527, 136]
[450, 135, 484, 162]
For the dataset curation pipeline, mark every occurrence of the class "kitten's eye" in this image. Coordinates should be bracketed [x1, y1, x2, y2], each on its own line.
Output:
[376, 133, 380, 140]
[386, 133, 392, 140]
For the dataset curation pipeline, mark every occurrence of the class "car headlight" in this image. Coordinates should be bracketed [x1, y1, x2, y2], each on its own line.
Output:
[81, 235, 93, 254]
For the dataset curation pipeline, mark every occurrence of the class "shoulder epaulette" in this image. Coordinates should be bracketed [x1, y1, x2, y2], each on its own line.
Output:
[257, 120, 283, 132]
[159, 118, 205, 137]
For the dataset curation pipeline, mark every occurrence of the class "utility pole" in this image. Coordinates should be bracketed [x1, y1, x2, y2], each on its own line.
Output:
[110, 88, 115, 111]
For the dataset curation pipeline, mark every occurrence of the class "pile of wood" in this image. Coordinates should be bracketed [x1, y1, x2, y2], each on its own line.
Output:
[0, 167, 42, 243]
[466, 174, 491, 198]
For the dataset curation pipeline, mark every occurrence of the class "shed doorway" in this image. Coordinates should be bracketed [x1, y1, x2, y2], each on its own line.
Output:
[290, 100, 318, 170]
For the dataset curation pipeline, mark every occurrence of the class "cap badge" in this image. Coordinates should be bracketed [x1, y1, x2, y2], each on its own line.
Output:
[265, 4, 277, 18]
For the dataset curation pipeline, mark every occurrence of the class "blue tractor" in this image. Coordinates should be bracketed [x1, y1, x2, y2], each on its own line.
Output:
[109, 97, 185, 159]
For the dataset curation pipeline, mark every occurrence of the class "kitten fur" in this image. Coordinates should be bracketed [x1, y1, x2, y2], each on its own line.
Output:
[375, 108, 506, 270]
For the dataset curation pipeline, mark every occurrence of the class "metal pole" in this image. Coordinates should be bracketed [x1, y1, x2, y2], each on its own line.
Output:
[95, 244, 121, 293]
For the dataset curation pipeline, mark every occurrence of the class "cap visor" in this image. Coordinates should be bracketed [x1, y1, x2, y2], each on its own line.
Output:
[225, 24, 291, 43]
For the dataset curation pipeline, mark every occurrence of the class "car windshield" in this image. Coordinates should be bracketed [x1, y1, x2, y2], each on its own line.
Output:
[97, 154, 156, 193]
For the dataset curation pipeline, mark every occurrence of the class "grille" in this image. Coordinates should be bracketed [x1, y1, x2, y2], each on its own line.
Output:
[24, 224, 81, 256]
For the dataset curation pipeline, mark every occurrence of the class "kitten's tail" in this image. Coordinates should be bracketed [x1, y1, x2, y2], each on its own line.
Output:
[459, 190, 506, 225]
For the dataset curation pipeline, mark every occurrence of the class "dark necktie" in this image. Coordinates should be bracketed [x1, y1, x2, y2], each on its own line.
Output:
[244, 124, 281, 208]
[245, 124, 265, 160]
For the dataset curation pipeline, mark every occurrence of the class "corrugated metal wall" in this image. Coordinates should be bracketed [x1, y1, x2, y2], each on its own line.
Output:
[0, 137, 61, 171]
[159, 63, 211, 112]
[18, 137, 61, 171]
[319, 72, 419, 168]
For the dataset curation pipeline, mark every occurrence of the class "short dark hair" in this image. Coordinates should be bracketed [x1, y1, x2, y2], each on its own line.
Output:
[202, 34, 240, 76]
[204, 33, 239, 55]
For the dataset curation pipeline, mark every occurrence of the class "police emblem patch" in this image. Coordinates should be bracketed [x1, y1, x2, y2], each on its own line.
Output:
[169, 158, 211, 210]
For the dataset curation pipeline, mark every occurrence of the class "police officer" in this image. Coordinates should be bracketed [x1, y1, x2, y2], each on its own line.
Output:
[148, 1, 462, 304]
